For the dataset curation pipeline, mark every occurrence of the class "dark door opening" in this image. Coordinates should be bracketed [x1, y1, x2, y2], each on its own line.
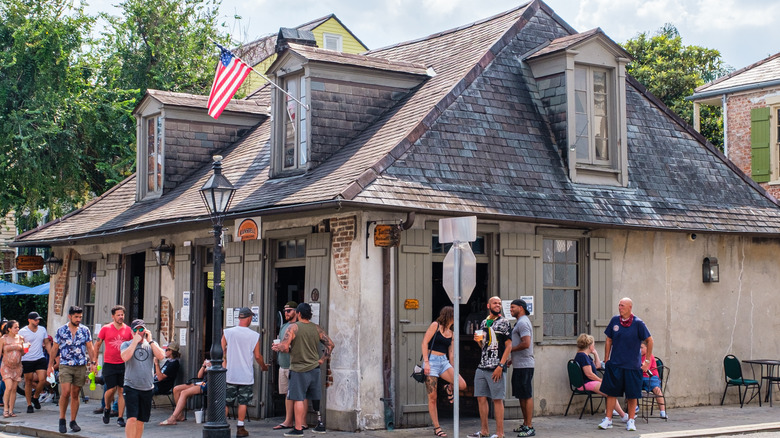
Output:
[270, 266, 306, 417]
[432, 261, 490, 418]
[127, 252, 145, 321]
[201, 272, 216, 363]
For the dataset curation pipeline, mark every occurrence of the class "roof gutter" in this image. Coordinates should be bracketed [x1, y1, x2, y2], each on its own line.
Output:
[688, 79, 780, 102]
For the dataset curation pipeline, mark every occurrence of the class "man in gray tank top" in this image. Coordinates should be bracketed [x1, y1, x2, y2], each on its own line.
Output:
[272, 303, 334, 436]
[120, 319, 165, 438]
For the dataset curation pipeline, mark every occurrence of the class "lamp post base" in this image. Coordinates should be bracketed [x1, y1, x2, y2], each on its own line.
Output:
[202, 423, 231, 438]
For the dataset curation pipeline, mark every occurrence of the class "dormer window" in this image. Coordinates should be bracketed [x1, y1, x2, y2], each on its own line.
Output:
[281, 75, 308, 170]
[141, 115, 164, 199]
[526, 29, 630, 187]
[323, 33, 342, 51]
[574, 66, 611, 165]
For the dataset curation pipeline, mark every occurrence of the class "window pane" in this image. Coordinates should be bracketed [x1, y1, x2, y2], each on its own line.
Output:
[278, 241, 287, 259]
[595, 137, 609, 161]
[594, 93, 607, 116]
[575, 90, 587, 114]
[296, 239, 306, 258]
[575, 68, 587, 91]
[543, 239, 553, 262]
[566, 240, 578, 262]
[593, 71, 606, 94]
[575, 132, 589, 160]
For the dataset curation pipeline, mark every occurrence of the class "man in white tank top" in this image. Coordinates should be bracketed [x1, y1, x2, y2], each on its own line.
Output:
[221, 307, 268, 437]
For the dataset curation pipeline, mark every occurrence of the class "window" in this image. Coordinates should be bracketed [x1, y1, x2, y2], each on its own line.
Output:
[323, 33, 343, 52]
[542, 238, 583, 338]
[575, 67, 610, 165]
[140, 116, 164, 199]
[80, 261, 97, 329]
[278, 75, 308, 172]
[278, 239, 306, 259]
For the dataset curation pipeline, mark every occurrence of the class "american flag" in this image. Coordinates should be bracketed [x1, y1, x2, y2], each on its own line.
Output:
[207, 45, 251, 119]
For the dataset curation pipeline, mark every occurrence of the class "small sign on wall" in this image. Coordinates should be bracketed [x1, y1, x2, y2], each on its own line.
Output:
[404, 299, 419, 310]
[234, 217, 262, 241]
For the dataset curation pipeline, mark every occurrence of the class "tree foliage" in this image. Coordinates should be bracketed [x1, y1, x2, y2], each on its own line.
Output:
[622, 24, 732, 150]
[0, 0, 232, 228]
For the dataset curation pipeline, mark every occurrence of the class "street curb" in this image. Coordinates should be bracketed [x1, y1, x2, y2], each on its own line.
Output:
[640, 422, 780, 438]
[0, 422, 66, 438]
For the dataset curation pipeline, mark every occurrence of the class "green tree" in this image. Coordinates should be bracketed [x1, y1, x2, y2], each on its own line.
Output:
[95, 0, 231, 97]
[0, 0, 136, 224]
[622, 24, 731, 150]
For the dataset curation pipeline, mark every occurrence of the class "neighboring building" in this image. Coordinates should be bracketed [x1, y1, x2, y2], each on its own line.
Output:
[236, 14, 368, 94]
[14, 1, 780, 431]
[690, 52, 780, 198]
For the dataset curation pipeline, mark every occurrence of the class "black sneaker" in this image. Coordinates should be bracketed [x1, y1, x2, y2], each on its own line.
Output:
[284, 429, 304, 437]
[117, 417, 126, 427]
[103, 408, 110, 424]
[70, 420, 81, 432]
[313, 422, 326, 433]
[27, 405, 34, 413]
[59, 419, 67, 433]
[517, 426, 536, 437]
[32, 397, 41, 410]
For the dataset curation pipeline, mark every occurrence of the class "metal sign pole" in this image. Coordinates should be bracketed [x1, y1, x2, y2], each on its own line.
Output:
[453, 243, 461, 438]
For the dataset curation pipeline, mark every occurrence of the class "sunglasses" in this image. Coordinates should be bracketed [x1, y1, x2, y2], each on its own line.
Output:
[284, 309, 295, 313]
[133, 327, 145, 333]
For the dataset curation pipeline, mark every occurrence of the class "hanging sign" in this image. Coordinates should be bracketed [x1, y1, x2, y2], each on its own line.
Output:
[16, 255, 44, 271]
[374, 224, 401, 247]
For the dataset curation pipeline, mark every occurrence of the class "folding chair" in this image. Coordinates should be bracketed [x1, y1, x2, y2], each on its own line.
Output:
[565, 359, 604, 419]
[721, 354, 761, 408]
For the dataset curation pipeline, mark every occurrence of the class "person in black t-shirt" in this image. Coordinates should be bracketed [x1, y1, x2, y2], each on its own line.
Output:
[153, 342, 180, 395]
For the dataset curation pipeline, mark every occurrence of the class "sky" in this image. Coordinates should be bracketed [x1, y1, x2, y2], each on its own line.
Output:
[84, 0, 780, 71]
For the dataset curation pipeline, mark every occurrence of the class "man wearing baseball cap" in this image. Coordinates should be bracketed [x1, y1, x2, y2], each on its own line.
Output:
[510, 299, 535, 437]
[221, 307, 269, 437]
[121, 319, 164, 438]
[20, 311, 52, 414]
[271, 301, 302, 431]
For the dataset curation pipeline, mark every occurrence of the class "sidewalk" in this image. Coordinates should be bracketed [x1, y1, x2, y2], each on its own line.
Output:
[0, 397, 779, 438]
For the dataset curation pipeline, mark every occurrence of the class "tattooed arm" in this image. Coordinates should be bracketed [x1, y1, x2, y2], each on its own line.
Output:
[317, 324, 334, 365]
[273, 323, 297, 353]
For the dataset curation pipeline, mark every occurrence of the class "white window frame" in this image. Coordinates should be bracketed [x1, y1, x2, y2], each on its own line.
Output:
[541, 236, 586, 339]
[322, 32, 343, 52]
[574, 66, 612, 167]
[273, 74, 309, 175]
[766, 98, 780, 183]
[139, 115, 164, 200]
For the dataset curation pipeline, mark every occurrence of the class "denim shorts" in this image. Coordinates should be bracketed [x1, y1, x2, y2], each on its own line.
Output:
[427, 354, 452, 378]
[642, 375, 661, 391]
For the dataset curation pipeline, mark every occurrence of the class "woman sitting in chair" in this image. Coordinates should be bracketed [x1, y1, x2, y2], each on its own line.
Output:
[159, 359, 209, 426]
[574, 334, 629, 422]
[640, 341, 667, 419]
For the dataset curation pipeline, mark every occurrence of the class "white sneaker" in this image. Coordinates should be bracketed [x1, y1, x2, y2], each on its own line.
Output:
[660, 411, 668, 419]
[621, 413, 629, 422]
[598, 418, 613, 429]
[626, 419, 636, 431]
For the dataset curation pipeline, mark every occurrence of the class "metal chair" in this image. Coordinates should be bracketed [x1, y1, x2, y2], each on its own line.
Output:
[721, 354, 761, 408]
[639, 356, 669, 422]
[565, 359, 604, 419]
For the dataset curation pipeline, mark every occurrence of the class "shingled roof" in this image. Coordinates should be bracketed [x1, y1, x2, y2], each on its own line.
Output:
[16, 0, 780, 245]
[276, 43, 430, 76]
[691, 52, 780, 100]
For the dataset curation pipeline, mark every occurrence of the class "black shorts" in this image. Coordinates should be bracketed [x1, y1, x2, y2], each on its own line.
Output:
[512, 367, 534, 400]
[22, 358, 48, 374]
[123, 387, 153, 422]
[600, 362, 643, 399]
[102, 363, 126, 389]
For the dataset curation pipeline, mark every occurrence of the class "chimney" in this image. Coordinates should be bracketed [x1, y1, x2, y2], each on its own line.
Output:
[275, 28, 318, 53]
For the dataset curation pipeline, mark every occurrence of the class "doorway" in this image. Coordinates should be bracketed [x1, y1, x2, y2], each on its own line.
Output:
[269, 265, 306, 417]
[126, 252, 145, 321]
[431, 261, 489, 418]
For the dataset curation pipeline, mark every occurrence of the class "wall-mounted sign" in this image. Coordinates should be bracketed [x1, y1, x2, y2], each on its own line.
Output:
[404, 299, 419, 310]
[16, 255, 44, 271]
[233, 217, 262, 241]
[374, 224, 401, 247]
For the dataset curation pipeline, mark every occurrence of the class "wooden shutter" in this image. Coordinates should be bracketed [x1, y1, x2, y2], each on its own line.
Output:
[94, 254, 120, 332]
[223, 240, 244, 312]
[143, 249, 159, 328]
[751, 107, 771, 183]
[397, 228, 431, 427]
[589, 237, 613, 342]
[499, 233, 543, 340]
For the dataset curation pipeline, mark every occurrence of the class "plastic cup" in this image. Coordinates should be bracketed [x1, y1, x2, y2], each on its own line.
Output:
[474, 330, 484, 342]
[273, 339, 281, 345]
[194, 410, 203, 423]
[23, 343, 30, 354]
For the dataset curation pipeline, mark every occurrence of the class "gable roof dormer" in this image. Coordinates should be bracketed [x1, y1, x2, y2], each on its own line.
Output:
[526, 28, 632, 186]
[266, 42, 430, 177]
[132, 90, 266, 201]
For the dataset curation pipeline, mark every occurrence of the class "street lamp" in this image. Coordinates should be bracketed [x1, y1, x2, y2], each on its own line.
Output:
[199, 155, 236, 438]
[45, 255, 62, 275]
[152, 239, 174, 266]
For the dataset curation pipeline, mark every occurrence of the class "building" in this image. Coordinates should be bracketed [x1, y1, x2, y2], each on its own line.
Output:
[15, 1, 780, 431]
[690, 52, 780, 198]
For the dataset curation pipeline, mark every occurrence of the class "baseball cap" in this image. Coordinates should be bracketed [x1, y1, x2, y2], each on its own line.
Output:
[165, 341, 180, 352]
[28, 312, 43, 321]
[284, 301, 298, 309]
[130, 319, 146, 330]
[511, 299, 529, 315]
[238, 307, 255, 318]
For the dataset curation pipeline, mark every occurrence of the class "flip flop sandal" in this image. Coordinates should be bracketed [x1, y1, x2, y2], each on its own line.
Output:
[445, 384, 454, 404]
[273, 424, 293, 430]
[159, 419, 177, 426]
[434, 426, 447, 437]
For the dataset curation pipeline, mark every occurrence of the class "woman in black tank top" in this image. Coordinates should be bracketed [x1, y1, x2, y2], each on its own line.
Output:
[421, 306, 467, 437]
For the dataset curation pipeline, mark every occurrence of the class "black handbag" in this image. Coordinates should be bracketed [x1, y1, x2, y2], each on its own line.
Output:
[410, 323, 440, 384]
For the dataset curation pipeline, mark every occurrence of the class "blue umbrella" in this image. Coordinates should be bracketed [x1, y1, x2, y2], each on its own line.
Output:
[0, 280, 32, 296]
[25, 282, 50, 295]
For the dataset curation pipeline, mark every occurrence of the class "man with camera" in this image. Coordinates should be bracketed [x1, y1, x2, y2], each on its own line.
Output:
[120, 319, 164, 438]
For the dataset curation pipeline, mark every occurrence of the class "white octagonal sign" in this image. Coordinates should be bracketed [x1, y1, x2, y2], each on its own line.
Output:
[443, 242, 477, 304]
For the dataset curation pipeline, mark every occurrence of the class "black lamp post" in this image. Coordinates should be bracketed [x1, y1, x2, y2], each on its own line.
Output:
[199, 155, 236, 438]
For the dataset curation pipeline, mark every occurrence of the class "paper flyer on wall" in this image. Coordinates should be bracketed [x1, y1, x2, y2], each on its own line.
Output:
[310, 302, 320, 324]
[181, 291, 190, 322]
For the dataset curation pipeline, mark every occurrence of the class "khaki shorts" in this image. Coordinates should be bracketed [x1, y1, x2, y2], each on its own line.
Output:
[278, 368, 291, 395]
[59, 365, 88, 387]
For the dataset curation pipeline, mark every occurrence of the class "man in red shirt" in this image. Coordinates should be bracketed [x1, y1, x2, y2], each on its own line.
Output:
[95, 306, 133, 427]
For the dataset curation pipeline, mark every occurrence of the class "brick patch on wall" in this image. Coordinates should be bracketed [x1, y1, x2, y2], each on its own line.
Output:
[330, 216, 356, 291]
[160, 296, 172, 344]
[53, 249, 74, 316]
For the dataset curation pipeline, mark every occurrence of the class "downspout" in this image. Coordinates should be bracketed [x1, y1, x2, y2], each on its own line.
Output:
[382, 212, 415, 430]
[722, 94, 728, 157]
